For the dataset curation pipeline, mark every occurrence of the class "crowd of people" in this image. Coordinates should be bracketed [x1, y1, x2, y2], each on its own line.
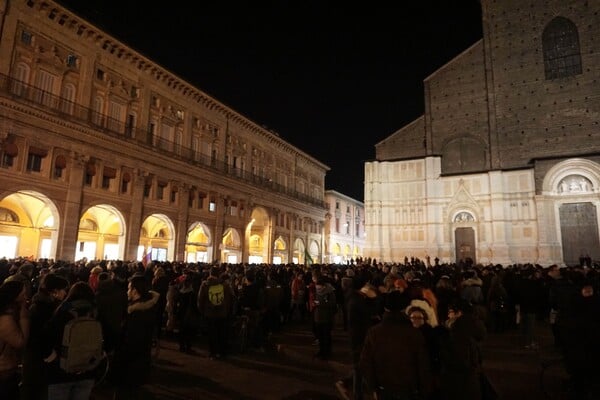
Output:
[0, 255, 598, 400]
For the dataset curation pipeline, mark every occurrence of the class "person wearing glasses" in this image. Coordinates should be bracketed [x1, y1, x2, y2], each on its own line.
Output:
[407, 304, 444, 399]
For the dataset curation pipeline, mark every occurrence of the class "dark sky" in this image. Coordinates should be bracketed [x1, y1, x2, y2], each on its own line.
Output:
[56, 1, 483, 201]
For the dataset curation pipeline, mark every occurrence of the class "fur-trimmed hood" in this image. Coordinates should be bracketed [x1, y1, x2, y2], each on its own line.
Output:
[406, 298, 439, 327]
[462, 276, 483, 287]
[127, 290, 159, 314]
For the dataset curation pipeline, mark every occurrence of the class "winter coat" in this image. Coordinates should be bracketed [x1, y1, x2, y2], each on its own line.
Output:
[95, 279, 128, 353]
[359, 311, 433, 398]
[461, 277, 484, 304]
[439, 312, 486, 400]
[111, 291, 159, 387]
[20, 291, 61, 392]
[290, 277, 306, 305]
[313, 283, 337, 324]
[346, 290, 378, 362]
[197, 276, 234, 319]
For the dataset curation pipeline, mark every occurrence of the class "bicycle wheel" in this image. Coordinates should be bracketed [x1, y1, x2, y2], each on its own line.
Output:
[238, 320, 248, 353]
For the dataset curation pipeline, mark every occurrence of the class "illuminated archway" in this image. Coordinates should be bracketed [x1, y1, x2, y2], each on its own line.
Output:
[77, 204, 126, 261]
[0, 190, 60, 259]
[139, 214, 176, 262]
[186, 221, 212, 263]
[273, 236, 287, 264]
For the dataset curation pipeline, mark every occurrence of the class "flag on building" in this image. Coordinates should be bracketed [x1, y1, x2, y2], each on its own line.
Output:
[142, 246, 152, 267]
[304, 248, 314, 265]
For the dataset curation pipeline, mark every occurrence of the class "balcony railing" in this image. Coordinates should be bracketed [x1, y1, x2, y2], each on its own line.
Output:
[0, 73, 327, 208]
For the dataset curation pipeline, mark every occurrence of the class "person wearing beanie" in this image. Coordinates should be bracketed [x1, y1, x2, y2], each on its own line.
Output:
[359, 290, 433, 400]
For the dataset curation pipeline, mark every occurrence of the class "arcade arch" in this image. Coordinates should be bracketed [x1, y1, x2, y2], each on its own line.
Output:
[139, 214, 176, 262]
[0, 190, 59, 259]
[185, 221, 212, 263]
[76, 204, 126, 261]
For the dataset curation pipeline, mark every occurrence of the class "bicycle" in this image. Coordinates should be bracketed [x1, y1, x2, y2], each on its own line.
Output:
[230, 314, 249, 354]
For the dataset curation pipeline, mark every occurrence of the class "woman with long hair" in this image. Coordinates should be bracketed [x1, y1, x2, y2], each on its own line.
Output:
[0, 279, 30, 398]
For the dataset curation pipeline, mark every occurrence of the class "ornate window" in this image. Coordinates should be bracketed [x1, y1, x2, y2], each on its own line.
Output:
[543, 17, 582, 80]
[558, 175, 593, 194]
[454, 212, 474, 223]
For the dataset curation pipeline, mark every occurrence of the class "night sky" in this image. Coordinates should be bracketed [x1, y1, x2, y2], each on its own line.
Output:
[56, 1, 483, 201]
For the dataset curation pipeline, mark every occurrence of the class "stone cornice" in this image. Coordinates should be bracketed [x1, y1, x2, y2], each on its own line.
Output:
[30, 0, 329, 171]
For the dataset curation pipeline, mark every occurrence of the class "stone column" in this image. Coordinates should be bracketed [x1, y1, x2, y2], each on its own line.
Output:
[124, 169, 147, 261]
[174, 183, 190, 262]
[56, 153, 86, 261]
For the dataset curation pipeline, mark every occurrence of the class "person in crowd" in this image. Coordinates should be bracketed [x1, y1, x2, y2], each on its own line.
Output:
[460, 270, 484, 305]
[312, 271, 338, 360]
[547, 264, 577, 349]
[87, 266, 104, 293]
[288, 270, 307, 322]
[164, 276, 180, 338]
[151, 266, 170, 340]
[111, 275, 160, 400]
[560, 279, 600, 400]
[407, 304, 445, 399]
[434, 275, 458, 326]
[44, 281, 99, 400]
[307, 269, 319, 345]
[263, 270, 284, 335]
[359, 289, 433, 400]
[197, 266, 234, 359]
[21, 273, 69, 400]
[95, 270, 128, 358]
[486, 273, 509, 333]
[514, 267, 546, 349]
[336, 280, 379, 400]
[438, 298, 487, 400]
[238, 269, 267, 351]
[339, 268, 355, 331]
[4, 262, 35, 300]
[0, 279, 30, 399]
[175, 270, 200, 354]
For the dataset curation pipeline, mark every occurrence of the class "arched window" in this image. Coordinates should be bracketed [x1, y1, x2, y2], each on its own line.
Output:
[542, 17, 582, 80]
[441, 137, 486, 174]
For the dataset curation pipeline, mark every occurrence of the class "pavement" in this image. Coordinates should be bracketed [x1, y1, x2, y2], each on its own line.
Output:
[90, 316, 568, 400]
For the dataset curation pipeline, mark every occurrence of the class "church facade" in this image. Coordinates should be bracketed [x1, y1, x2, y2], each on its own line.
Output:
[364, 0, 600, 267]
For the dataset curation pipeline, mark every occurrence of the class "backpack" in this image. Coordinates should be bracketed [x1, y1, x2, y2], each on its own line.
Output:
[208, 283, 225, 306]
[60, 315, 104, 374]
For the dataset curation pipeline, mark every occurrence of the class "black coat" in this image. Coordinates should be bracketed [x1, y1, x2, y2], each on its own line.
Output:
[95, 279, 128, 352]
[111, 291, 159, 387]
[20, 292, 61, 396]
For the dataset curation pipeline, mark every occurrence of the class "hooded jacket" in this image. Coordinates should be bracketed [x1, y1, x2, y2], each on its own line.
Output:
[112, 290, 159, 386]
[197, 275, 233, 319]
[313, 282, 337, 323]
